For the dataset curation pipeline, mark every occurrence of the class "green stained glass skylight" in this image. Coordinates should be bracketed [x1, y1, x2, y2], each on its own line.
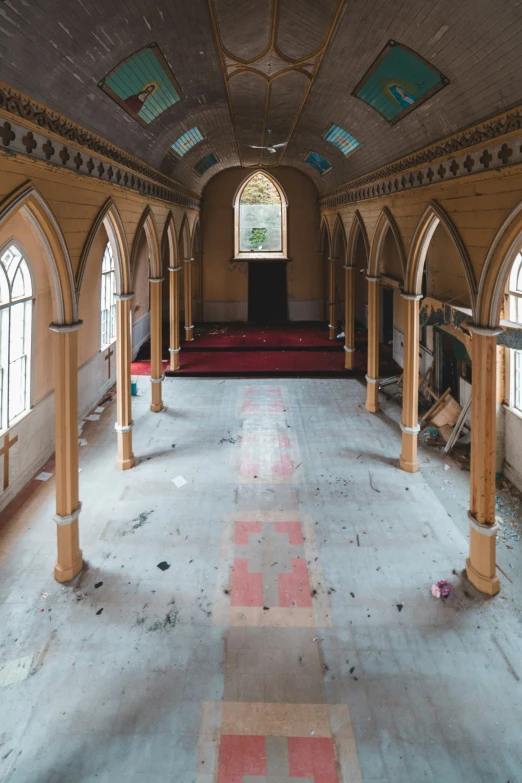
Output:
[323, 125, 360, 157]
[171, 127, 203, 158]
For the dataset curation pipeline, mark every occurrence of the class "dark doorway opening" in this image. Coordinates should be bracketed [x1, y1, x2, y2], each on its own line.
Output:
[248, 262, 287, 323]
[381, 287, 394, 346]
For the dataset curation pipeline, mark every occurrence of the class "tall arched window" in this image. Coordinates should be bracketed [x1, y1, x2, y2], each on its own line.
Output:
[100, 242, 116, 349]
[508, 251, 522, 411]
[0, 243, 33, 429]
[234, 172, 288, 259]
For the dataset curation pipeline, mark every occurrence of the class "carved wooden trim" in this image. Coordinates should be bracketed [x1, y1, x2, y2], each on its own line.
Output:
[320, 106, 522, 208]
[0, 81, 200, 210]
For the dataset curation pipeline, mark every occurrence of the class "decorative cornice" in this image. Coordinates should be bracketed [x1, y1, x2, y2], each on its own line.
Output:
[320, 106, 522, 208]
[0, 81, 201, 210]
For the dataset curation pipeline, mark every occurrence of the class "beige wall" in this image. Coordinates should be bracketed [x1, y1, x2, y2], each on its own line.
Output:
[201, 166, 320, 321]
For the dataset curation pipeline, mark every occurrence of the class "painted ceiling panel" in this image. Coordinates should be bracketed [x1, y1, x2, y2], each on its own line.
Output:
[1, 0, 522, 195]
[276, 0, 342, 61]
[213, 0, 273, 61]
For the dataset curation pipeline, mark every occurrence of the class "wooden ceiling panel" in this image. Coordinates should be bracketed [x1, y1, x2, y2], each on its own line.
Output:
[229, 72, 267, 165]
[213, 0, 273, 61]
[276, 0, 341, 61]
[264, 72, 309, 164]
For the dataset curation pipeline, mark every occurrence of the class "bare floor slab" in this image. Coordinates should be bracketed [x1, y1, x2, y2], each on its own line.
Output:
[0, 378, 521, 783]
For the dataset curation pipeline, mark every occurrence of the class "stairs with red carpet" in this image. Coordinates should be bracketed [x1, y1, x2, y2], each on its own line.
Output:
[131, 323, 400, 378]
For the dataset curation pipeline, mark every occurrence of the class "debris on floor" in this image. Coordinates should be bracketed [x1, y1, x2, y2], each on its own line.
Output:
[157, 561, 171, 571]
[431, 580, 453, 598]
[172, 475, 187, 488]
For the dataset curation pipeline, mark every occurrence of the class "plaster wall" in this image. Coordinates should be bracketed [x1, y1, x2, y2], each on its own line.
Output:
[201, 167, 320, 321]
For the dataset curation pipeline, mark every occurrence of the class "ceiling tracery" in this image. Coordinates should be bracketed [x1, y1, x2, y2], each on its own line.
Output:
[0, 0, 521, 195]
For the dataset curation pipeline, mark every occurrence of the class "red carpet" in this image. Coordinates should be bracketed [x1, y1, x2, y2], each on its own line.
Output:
[131, 323, 400, 378]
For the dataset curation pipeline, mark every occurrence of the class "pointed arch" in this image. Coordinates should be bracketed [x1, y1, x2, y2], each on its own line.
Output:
[131, 206, 161, 279]
[369, 207, 406, 279]
[405, 201, 476, 307]
[161, 211, 178, 270]
[77, 198, 130, 297]
[347, 210, 369, 270]
[233, 170, 288, 259]
[319, 216, 331, 254]
[331, 214, 347, 262]
[178, 213, 191, 260]
[0, 183, 76, 324]
[476, 199, 522, 327]
[191, 215, 202, 254]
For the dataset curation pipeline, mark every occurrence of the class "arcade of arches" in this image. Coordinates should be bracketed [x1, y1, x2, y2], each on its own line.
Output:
[1, 4, 522, 780]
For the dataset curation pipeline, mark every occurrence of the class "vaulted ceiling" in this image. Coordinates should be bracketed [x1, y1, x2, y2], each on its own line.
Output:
[2, 0, 522, 194]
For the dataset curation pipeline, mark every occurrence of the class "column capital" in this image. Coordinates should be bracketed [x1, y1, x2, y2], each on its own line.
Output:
[49, 320, 83, 333]
[327, 256, 338, 261]
[168, 266, 182, 272]
[365, 275, 380, 282]
[168, 347, 181, 353]
[468, 511, 499, 536]
[148, 277, 165, 283]
[344, 346, 355, 353]
[466, 322, 503, 337]
[114, 292, 134, 301]
[184, 324, 194, 330]
[343, 264, 355, 270]
[183, 257, 195, 263]
[365, 374, 378, 384]
[54, 502, 82, 527]
[151, 375, 165, 384]
[401, 291, 423, 301]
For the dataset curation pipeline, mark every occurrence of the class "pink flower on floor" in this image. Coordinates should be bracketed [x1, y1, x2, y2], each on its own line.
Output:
[431, 580, 452, 599]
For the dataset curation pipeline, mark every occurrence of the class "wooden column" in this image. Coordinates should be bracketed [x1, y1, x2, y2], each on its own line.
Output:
[466, 324, 501, 595]
[327, 256, 336, 340]
[149, 276, 164, 412]
[184, 257, 194, 342]
[50, 321, 83, 583]
[344, 263, 355, 370]
[115, 293, 135, 471]
[168, 264, 181, 371]
[365, 276, 380, 413]
[400, 292, 422, 473]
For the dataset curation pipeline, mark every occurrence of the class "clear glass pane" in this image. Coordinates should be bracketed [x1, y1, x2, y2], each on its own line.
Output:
[102, 243, 114, 273]
[516, 255, 522, 292]
[1, 245, 21, 282]
[0, 267, 9, 305]
[239, 174, 282, 253]
[10, 302, 25, 361]
[513, 351, 522, 410]
[11, 268, 25, 299]
[8, 355, 26, 422]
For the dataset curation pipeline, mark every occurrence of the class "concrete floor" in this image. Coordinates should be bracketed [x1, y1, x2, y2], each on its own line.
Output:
[0, 377, 521, 783]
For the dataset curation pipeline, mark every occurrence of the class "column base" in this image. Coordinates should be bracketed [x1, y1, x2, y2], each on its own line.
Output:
[399, 454, 418, 473]
[466, 557, 500, 596]
[365, 379, 379, 413]
[329, 326, 336, 341]
[344, 348, 354, 370]
[169, 354, 180, 372]
[54, 550, 83, 583]
[117, 454, 135, 471]
[185, 326, 194, 342]
[150, 402, 164, 413]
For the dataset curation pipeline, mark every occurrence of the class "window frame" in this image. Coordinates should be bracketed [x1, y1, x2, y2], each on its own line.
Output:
[233, 171, 288, 261]
[506, 251, 522, 414]
[0, 239, 35, 433]
[100, 241, 117, 351]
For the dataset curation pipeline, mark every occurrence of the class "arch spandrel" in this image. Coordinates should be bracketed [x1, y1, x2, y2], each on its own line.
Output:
[477, 199, 522, 327]
[405, 201, 476, 310]
[77, 199, 130, 298]
[0, 183, 76, 324]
